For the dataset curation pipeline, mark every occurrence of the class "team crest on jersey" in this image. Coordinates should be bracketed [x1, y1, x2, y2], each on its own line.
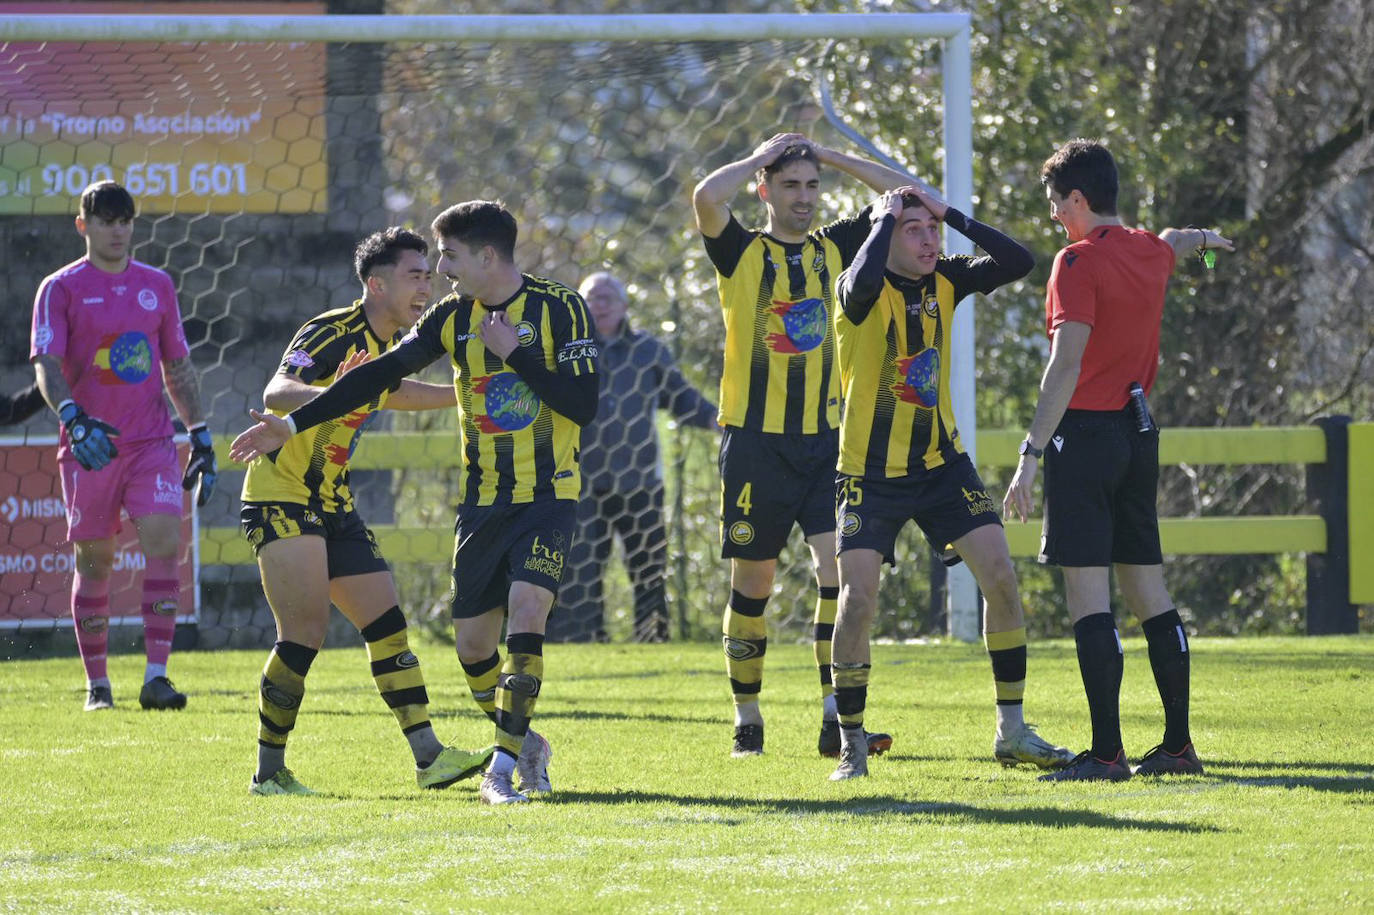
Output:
[812, 249, 826, 272]
[138, 288, 158, 311]
[892, 347, 940, 408]
[94, 331, 153, 385]
[514, 321, 537, 347]
[923, 294, 939, 318]
[766, 297, 826, 353]
[727, 521, 755, 545]
[840, 512, 862, 537]
[471, 371, 540, 433]
[285, 349, 314, 368]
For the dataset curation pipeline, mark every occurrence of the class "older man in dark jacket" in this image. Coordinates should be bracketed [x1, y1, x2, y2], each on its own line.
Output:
[550, 272, 717, 642]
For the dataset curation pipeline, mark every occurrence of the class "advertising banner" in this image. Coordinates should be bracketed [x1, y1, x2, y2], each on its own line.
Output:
[0, 436, 197, 629]
[0, 2, 327, 214]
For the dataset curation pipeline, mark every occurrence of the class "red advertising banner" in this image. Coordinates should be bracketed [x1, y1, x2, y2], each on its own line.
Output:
[0, 2, 327, 215]
[0, 436, 197, 629]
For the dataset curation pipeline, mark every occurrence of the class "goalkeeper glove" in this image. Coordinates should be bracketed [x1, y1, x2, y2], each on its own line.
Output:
[58, 401, 120, 471]
[182, 424, 218, 507]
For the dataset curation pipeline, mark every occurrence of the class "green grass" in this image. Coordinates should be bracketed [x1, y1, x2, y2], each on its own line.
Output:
[2, 636, 1372, 913]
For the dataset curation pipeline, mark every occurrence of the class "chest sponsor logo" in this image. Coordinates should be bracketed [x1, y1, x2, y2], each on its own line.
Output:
[893, 347, 940, 408]
[471, 372, 540, 433]
[94, 331, 153, 385]
[82, 297, 105, 305]
[767, 297, 826, 353]
[138, 289, 159, 311]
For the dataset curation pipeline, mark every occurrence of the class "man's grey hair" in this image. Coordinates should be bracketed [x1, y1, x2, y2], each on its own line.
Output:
[578, 271, 628, 303]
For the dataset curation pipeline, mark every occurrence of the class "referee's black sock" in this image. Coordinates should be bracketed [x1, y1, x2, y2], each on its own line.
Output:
[1142, 609, 1192, 753]
[1073, 612, 1124, 761]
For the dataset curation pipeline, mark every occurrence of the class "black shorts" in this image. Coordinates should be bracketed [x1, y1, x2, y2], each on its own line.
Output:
[718, 425, 839, 560]
[836, 453, 1001, 566]
[1039, 407, 1163, 567]
[450, 500, 577, 619]
[240, 501, 389, 579]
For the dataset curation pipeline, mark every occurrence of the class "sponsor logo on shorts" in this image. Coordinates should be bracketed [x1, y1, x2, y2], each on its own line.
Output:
[523, 534, 564, 578]
[723, 636, 762, 661]
[1052, 434, 1065, 451]
[79, 615, 109, 634]
[514, 321, 537, 347]
[962, 486, 996, 516]
[727, 521, 754, 545]
[138, 288, 159, 311]
[152, 599, 177, 616]
[154, 474, 182, 506]
[245, 526, 265, 548]
[285, 349, 314, 368]
[262, 681, 300, 710]
[303, 510, 322, 526]
[395, 651, 419, 669]
[840, 512, 862, 536]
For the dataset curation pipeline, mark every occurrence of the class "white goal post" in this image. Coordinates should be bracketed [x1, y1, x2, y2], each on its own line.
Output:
[1, 11, 983, 641]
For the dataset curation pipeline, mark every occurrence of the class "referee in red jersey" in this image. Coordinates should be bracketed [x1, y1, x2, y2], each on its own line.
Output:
[1003, 139, 1233, 781]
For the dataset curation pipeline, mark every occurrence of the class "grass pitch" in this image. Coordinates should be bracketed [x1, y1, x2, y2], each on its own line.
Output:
[1, 635, 1371, 913]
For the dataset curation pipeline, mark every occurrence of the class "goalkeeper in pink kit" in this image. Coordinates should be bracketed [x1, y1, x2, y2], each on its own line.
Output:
[29, 181, 216, 712]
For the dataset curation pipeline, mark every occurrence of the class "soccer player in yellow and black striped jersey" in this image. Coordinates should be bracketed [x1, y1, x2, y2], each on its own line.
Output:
[239, 227, 493, 796]
[692, 132, 917, 759]
[231, 201, 598, 805]
[826, 186, 1073, 780]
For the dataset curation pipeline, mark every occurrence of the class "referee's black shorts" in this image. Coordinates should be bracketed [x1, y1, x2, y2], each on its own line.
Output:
[1039, 407, 1163, 567]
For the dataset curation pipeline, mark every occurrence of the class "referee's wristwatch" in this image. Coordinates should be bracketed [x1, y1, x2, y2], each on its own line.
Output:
[1018, 438, 1044, 460]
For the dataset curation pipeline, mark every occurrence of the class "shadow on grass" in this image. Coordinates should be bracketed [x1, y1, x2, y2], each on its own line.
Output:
[1202, 759, 1374, 794]
[543, 790, 1219, 831]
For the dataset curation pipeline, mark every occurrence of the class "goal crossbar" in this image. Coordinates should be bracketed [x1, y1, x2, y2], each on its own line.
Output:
[0, 13, 969, 43]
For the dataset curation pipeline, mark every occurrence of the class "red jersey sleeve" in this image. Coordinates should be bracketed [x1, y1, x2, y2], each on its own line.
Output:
[1044, 244, 1098, 335]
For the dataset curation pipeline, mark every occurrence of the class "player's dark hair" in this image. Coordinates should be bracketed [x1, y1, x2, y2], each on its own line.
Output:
[79, 181, 136, 221]
[899, 191, 940, 217]
[431, 200, 518, 262]
[354, 227, 429, 284]
[757, 143, 821, 185]
[1041, 138, 1118, 215]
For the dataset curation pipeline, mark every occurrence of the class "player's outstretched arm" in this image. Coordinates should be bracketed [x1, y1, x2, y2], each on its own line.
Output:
[229, 410, 293, 463]
[386, 380, 457, 411]
[1158, 226, 1235, 266]
[692, 132, 806, 237]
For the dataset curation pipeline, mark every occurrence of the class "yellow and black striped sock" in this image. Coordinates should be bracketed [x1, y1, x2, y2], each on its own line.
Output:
[832, 661, 870, 733]
[494, 633, 544, 761]
[723, 590, 767, 708]
[986, 626, 1028, 731]
[257, 640, 317, 781]
[361, 606, 439, 764]
[813, 585, 839, 705]
[460, 649, 501, 724]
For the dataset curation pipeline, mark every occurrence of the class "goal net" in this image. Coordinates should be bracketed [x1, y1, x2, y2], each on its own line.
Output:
[0, 7, 973, 648]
